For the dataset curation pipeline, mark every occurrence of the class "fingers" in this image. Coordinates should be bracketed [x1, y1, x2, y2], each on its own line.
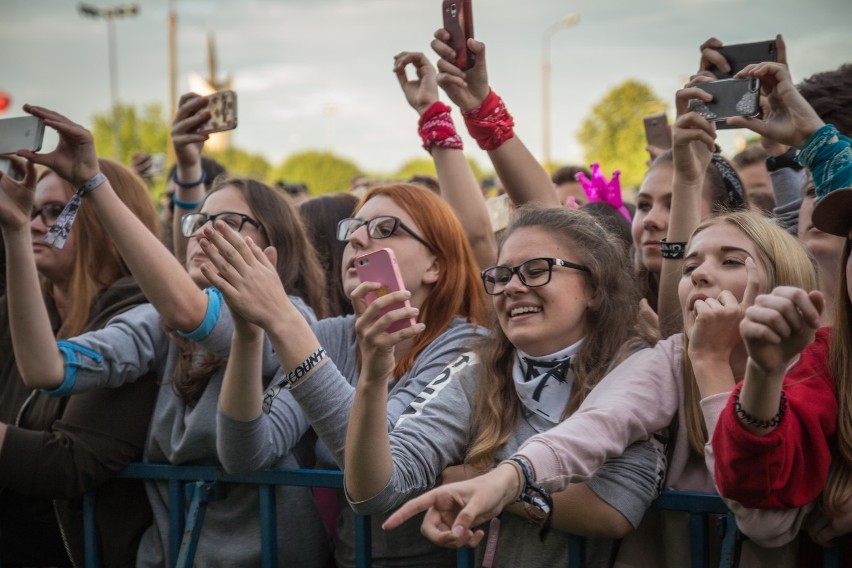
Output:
[383, 492, 437, 530]
[675, 85, 713, 117]
[775, 34, 788, 68]
[673, 112, 717, 153]
[698, 37, 728, 75]
[741, 257, 761, 308]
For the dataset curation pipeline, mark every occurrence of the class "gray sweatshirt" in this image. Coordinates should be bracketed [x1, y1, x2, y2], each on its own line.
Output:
[49, 293, 333, 568]
[347, 351, 665, 568]
[218, 314, 487, 568]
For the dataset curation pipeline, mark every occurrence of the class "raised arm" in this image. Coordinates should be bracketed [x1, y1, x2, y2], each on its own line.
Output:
[0, 158, 65, 389]
[657, 82, 716, 338]
[431, 31, 558, 207]
[393, 51, 496, 267]
[20, 105, 208, 333]
[170, 93, 211, 264]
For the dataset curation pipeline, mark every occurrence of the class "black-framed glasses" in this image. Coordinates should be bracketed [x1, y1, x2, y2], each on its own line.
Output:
[31, 202, 67, 229]
[181, 212, 265, 238]
[481, 257, 591, 296]
[336, 216, 434, 251]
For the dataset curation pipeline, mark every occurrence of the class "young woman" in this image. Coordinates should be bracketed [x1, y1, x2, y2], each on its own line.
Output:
[0, 158, 160, 566]
[385, 209, 817, 566]
[344, 206, 664, 566]
[12, 105, 333, 567]
[200, 182, 491, 567]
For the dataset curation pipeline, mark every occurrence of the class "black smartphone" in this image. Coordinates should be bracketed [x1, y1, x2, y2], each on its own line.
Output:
[688, 78, 761, 129]
[442, 0, 474, 70]
[707, 40, 777, 79]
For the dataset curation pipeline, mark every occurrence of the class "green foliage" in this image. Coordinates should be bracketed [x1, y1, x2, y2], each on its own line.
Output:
[271, 150, 361, 195]
[92, 102, 170, 164]
[392, 155, 485, 183]
[205, 148, 272, 182]
[576, 80, 667, 189]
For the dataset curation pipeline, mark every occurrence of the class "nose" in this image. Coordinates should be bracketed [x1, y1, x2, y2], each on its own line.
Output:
[30, 212, 49, 235]
[347, 223, 371, 250]
[501, 270, 528, 295]
[643, 204, 666, 232]
[690, 262, 713, 287]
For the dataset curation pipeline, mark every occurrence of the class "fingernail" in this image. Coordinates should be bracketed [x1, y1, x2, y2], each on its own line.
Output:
[404, 290, 412, 298]
[452, 525, 465, 538]
[412, 308, 420, 315]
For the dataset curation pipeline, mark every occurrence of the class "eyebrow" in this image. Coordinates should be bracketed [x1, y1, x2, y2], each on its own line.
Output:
[684, 246, 752, 260]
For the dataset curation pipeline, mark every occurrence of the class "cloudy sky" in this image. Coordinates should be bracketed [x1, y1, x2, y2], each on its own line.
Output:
[2, 0, 850, 176]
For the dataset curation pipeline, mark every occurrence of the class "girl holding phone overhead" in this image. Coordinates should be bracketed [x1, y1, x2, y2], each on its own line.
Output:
[10, 105, 333, 567]
[201, 182, 490, 567]
[344, 206, 664, 566]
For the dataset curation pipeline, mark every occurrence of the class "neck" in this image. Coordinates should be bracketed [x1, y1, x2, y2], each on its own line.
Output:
[50, 281, 72, 322]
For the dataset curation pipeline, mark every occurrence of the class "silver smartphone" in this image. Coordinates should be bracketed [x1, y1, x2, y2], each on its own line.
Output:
[0, 116, 45, 154]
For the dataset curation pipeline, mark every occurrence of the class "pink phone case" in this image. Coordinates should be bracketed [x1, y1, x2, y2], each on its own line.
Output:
[355, 248, 416, 333]
[198, 90, 238, 134]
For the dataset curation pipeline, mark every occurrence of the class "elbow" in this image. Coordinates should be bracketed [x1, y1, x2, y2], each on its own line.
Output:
[608, 515, 635, 539]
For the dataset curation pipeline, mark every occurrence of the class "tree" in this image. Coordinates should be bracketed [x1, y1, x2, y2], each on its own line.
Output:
[205, 148, 272, 182]
[92, 102, 170, 165]
[271, 150, 361, 196]
[392, 155, 486, 183]
[576, 80, 667, 189]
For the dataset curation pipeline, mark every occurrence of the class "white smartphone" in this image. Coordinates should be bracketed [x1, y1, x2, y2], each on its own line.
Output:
[0, 116, 44, 154]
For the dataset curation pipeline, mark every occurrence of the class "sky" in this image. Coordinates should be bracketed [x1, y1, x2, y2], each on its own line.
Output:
[1, 0, 850, 177]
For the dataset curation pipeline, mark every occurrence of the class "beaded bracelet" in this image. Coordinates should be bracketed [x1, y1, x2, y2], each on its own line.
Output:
[660, 239, 687, 260]
[171, 168, 207, 189]
[506, 456, 552, 540]
[732, 385, 787, 429]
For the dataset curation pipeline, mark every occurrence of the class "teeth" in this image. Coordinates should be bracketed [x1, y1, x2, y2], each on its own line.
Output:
[510, 306, 542, 317]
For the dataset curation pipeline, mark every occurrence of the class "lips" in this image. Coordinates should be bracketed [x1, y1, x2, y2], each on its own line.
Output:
[688, 293, 709, 312]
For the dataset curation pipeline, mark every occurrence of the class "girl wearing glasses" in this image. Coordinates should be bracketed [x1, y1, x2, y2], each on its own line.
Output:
[10, 106, 334, 568]
[0, 157, 160, 566]
[341, 206, 664, 566]
[200, 182, 490, 566]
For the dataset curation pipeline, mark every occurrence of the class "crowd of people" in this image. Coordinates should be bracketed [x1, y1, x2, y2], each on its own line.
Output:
[0, 27, 850, 568]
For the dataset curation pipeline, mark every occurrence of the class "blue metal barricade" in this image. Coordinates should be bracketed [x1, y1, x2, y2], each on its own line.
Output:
[81, 465, 842, 568]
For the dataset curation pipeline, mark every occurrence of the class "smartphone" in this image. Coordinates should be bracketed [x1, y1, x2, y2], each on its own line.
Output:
[643, 112, 672, 150]
[197, 90, 238, 134]
[442, 0, 474, 70]
[147, 152, 166, 177]
[355, 248, 416, 333]
[0, 158, 24, 180]
[707, 40, 777, 79]
[0, 116, 44, 155]
[688, 78, 761, 128]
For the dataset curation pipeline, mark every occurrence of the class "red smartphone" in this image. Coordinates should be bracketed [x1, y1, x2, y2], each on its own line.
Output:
[197, 90, 238, 134]
[442, 0, 474, 70]
[643, 112, 672, 150]
[355, 248, 416, 333]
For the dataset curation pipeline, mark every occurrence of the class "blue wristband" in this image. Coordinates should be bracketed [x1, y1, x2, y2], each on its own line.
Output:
[171, 193, 201, 209]
[170, 168, 206, 189]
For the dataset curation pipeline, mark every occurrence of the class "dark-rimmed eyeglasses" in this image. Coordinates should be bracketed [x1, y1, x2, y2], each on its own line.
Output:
[481, 257, 590, 296]
[181, 212, 265, 238]
[31, 202, 67, 229]
[336, 216, 434, 251]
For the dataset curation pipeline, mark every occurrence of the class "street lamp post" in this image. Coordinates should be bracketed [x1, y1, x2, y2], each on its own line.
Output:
[79, 3, 140, 160]
[541, 13, 579, 169]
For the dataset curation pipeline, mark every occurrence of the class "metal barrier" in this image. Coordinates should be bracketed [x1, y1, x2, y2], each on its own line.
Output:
[81, 465, 841, 568]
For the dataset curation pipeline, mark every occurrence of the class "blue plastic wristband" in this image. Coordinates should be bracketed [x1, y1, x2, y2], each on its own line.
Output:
[170, 168, 206, 189]
[171, 193, 201, 209]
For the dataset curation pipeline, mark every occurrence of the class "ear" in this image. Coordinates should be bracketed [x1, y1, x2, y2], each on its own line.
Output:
[421, 253, 441, 286]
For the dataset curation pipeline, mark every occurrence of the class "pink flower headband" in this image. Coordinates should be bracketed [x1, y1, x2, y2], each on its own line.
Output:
[573, 163, 631, 222]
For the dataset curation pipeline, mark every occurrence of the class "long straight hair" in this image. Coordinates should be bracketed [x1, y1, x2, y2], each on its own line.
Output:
[824, 238, 852, 515]
[354, 184, 490, 379]
[681, 212, 818, 456]
[42, 159, 161, 338]
[465, 206, 643, 470]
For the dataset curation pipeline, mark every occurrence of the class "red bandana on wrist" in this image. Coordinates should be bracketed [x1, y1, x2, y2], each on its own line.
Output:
[418, 101, 463, 152]
[462, 89, 515, 151]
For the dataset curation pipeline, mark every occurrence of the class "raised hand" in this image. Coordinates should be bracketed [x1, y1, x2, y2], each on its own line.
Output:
[430, 29, 489, 112]
[0, 157, 37, 231]
[674, 80, 717, 186]
[350, 281, 424, 386]
[740, 286, 824, 376]
[17, 105, 99, 188]
[726, 62, 824, 148]
[171, 93, 210, 170]
[393, 52, 440, 115]
[197, 221, 292, 331]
